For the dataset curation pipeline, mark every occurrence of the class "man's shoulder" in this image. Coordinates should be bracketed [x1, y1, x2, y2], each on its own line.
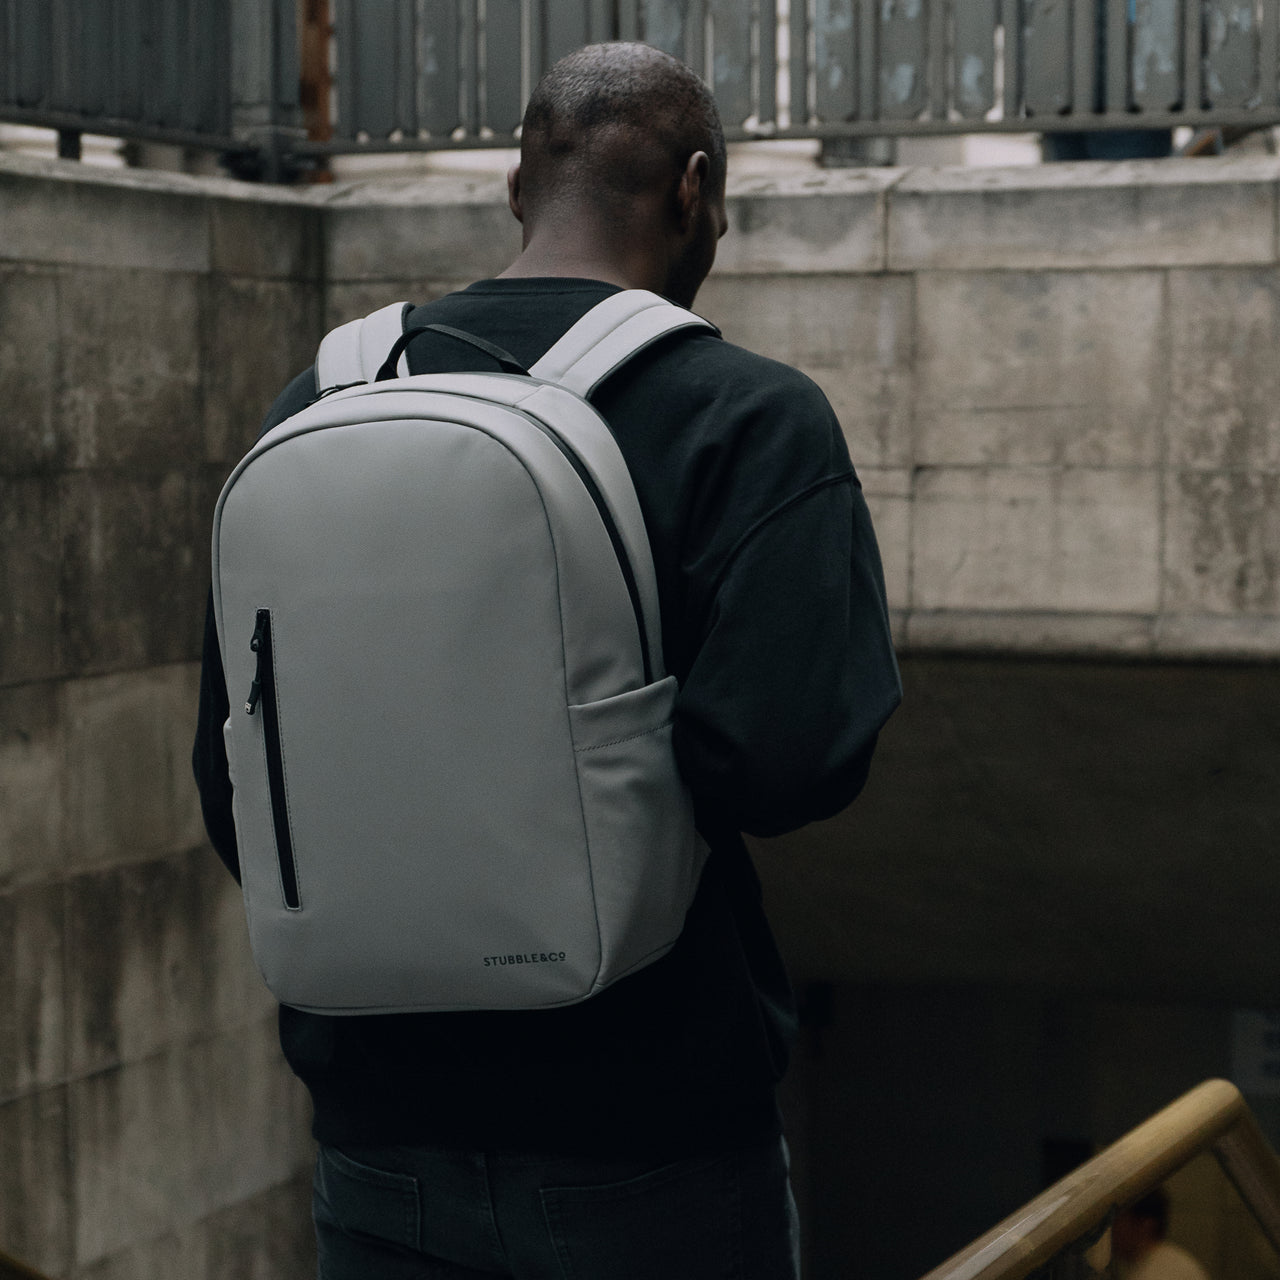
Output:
[666, 326, 831, 401]
[628, 326, 851, 474]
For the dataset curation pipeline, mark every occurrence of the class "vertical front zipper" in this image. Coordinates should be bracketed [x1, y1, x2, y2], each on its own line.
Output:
[245, 608, 301, 910]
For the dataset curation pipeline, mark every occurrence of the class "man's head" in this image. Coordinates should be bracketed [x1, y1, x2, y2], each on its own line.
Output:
[507, 42, 727, 307]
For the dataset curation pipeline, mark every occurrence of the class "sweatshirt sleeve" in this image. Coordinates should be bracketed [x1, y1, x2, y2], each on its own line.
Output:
[671, 473, 902, 839]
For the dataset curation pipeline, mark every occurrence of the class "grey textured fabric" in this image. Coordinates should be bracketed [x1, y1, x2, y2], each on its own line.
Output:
[213, 293, 712, 1014]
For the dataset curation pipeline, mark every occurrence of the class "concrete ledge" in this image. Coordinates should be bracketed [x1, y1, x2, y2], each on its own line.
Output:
[324, 178, 519, 282]
[1156, 613, 1280, 657]
[717, 168, 900, 274]
[902, 609, 1160, 656]
[899, 609, 1280, 659]
[0, 154, 325, 277]
[888, 157, 1279, 271]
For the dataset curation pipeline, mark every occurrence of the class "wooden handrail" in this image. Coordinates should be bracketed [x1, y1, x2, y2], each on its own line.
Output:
[920, 1079, 1280, 1280]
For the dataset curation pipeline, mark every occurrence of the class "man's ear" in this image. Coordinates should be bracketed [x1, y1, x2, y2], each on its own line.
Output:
[507, 162, 524, 223]
[676, 150, 710, 235]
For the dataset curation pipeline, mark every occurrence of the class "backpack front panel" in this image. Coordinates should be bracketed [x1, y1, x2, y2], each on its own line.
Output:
[216, 400, 647, 1011]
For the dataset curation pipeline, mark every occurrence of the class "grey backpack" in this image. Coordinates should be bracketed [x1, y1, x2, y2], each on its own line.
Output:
[213, 290, 711, 1014]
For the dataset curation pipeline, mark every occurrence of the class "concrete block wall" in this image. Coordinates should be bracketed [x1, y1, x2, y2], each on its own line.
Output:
[316, 158, 1280, 658]
[0, 155, 321, 1278]
[699, 157, 1280, 660]
[5, 149, 1280, 1280]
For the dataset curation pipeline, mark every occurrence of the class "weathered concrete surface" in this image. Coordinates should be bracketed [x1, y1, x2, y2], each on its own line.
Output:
[716, 169, 900, 274]
[1, 155, 321, 1279]
[697, 159, 1280, 660]
[322, 174, 517, 284]
[5, 150, 1280, 1280]
[887, 158, 1278, 270]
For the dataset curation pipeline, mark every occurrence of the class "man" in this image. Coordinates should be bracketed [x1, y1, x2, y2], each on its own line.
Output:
[194, 41, 901, 1279]
[1111, 1189, 1211, 1280]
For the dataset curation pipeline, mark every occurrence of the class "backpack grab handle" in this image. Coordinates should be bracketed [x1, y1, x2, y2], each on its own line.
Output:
[376, 324, 530, 381]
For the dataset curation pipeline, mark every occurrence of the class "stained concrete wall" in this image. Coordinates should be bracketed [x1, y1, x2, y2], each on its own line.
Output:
[699, 157, 1280, 661]
[1, 155, 321, 1278]
[4, 152, 1280, 1278]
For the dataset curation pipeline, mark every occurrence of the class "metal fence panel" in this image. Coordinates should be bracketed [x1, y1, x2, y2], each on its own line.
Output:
[813, 0, 857, 123]
[618, 0, 641, 41]
[789, 0, 807, 123]
[1204, 0, 1258, 105]
[758, 0, 777, 123]
[420, 0, 461, 133]
[954, 0, 999, 118]
[544, 0, 591, 65]
[643, 0, 693, 63]
[394, 0, 417, 131]
[879, 0, 929, 119]
[461, 0, 478, 131]
[1133, 0, 1183, 110]
[82, 0, 109, 114]
[1262, 0, 1279, 103]
[1106, 0, 1130, 109]
[709, 0, 751, 126]
[191, 0, 218, 129]
[113, 0, 142, 118]
[1024, 0, 1073, 115]
[926, 0, 946, 116]
[858, 0, 876, 118]
[484, 0, 522, 133]
[10, 0, 1280, 176]
[154, 0, 183, 127]
[49, 0, 78, 112]
[1073, 0, 1099, 112]
[341, 0, 402, 136]
[587, 0, 612, 42]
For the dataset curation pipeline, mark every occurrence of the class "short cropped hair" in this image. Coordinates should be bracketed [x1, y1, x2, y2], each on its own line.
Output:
[520, 42, 726, 205]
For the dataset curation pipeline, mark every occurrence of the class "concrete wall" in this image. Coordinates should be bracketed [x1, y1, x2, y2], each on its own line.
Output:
[1, 155, 321, 1278]
[4, 151, 1280, 1278]
[320, 157, 1280, 657]
[699, 157, 1280, 662]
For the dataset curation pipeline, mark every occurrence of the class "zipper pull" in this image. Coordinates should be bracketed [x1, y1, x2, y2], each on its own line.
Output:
[245, 610, 269, 715]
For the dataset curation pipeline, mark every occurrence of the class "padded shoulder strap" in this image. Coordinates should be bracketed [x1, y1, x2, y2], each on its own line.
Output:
[529, 290, 716, 399]
[315, 301, 412, 391]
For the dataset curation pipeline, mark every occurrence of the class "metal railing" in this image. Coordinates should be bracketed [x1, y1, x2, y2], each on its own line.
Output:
[306, 0, 1280, 157]
[0, 0, 302, 177]
[919, 1079, 1280, 1280]
[4, 1, 1280, 176]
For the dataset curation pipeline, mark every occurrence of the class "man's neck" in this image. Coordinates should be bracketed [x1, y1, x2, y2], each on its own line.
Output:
[498, 221, 669, 297]
[496, 251, 634, 290]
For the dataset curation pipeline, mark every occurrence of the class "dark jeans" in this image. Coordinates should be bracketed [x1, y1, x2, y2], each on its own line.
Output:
[313, 1134, 800, 1279]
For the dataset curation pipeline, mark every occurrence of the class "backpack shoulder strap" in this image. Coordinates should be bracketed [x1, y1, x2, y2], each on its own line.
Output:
[529, 290, 717, 398]
[315, 301, 412, 391]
